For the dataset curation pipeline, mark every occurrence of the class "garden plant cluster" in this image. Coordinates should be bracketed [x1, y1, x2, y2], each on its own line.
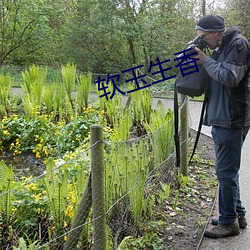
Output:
[0, 64, 216, 249]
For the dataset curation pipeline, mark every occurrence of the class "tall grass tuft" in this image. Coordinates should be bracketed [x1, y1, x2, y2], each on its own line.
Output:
[21, 65, 47, 118]
[0, 161, 14, 222]
[0, 73, 12, 117]
[103, 95, 123, 128]
[76, 72, 92, 112]
[130, 87, 153, 135]
[144, 100, 175, 164]
[43, 84, 56, 114]
[43, 159, 68, 238]
[60, 63, 76, 102]
[105, 137, 152, 233]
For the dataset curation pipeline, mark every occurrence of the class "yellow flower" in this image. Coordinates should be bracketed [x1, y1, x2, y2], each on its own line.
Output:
[43, 147, 49, 157]
[26, 183, 37, 191]
[65, 205, 74, 218]
[12, 207, 17, 212]
[3, 130, 9, 135]
[14, 149, 22, 155]
[71, 195, 76, 204]
[36, 152, 41, 158]
[32, 193, 42, 201]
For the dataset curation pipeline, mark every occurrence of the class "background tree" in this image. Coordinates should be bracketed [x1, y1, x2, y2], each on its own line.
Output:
[220, 0, 250, 39]
[0, 0, 49, 65]
[1, 0, 238, 75]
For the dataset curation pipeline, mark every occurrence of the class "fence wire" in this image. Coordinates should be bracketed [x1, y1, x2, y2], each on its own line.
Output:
[0, 67, 192, 249]
[0, 108, 192, 249]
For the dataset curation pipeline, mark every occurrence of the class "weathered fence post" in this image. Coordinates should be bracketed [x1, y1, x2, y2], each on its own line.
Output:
[91, 124, 106, 250]
[63, 175, 92, 250]
[180, 94, 189, 176]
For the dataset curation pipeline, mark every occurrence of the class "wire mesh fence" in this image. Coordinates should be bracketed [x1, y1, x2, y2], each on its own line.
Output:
[0, 96, 191, 249]
[0, 64, 192, 249]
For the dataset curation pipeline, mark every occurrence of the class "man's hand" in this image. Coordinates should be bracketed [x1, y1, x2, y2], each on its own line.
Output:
[194, 47, 207, 64]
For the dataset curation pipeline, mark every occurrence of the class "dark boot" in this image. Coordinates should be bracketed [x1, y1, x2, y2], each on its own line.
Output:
[204, 222, 240, 238]
[211, 214, 247, 229]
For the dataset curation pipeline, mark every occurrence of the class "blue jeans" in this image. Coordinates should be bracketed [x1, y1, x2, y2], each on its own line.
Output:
[211, 126, 249, 225]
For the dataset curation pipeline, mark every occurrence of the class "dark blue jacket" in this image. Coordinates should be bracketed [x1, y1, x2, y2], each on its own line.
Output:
[203, 26, 250, 128]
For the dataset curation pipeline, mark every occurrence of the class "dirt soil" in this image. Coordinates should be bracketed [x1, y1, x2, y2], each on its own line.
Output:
[159, 130, 217, 250]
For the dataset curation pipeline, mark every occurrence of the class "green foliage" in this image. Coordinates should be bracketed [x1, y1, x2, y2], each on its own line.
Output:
[0, 0, 52, 65]
[158, 182, 171, 203]
[0, 161, 14, 222]
[178, 172, 192, 189]
[43, 85, 56, 113]
[13, 235, 47, 250]
[144, 100, 175, 163]
[0, 108, 101, 157]
[21, 65, 47, 118]
[111, 109, 132, 141]
[0, 63, 180, 248]
[77, 72, 92, 110]
[117, 233, 163, 250]
[61, 63, 76, 101]
[0, 0, 226, 72]
[12, 176, 48, 240]
[105, 136, 153, 227]
[0, 73, 12, 116]
[43, 159, 68, 230]
[102, 94, 123, 128]
[130, 88, 153, 126]
[172, 190, 180, 210]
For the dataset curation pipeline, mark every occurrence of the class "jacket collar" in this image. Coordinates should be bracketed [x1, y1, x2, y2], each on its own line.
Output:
[212, 26, 241, 57]
[221, 26, 241, 46]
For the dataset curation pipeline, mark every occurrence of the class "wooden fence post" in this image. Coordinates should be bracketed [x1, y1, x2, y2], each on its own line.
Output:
[91, 124, 106, 250]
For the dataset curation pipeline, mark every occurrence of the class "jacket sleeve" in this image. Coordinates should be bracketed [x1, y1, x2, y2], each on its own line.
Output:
[203, 37, 250, 87]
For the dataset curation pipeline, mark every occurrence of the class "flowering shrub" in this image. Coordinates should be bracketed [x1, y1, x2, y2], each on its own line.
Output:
[0, 105, 105, 158]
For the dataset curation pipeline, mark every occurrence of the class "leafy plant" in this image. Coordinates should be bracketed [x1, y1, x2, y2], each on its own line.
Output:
[103, 94, 123, 128]
[117, 233, 163, 250]
[0, 73, 12, 117]
[144, 100, 174, 164]
[21, 65, 47, 118]
[130, 87, 153, 134]
[158, 182, 171, 203]
[60, 63, 76, 103]
[43, 84, 56, 114]
[12, 176, 49, 241]
[0, 161, 15, 222]
[0, 106, 102, 158]
[13, 237, 42, 250]
[76, 72, 92, 110]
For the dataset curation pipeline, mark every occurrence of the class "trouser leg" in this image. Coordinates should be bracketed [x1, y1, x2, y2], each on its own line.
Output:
[211, 126, 249, 225]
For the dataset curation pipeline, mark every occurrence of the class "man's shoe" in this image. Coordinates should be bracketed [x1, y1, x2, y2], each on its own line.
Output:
[204, 222, 240, 238]
[238, 215, 248, 228]
[211, 214, 247, 229]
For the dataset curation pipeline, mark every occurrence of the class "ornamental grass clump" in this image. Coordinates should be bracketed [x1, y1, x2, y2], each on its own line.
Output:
[145, 100, 175, 164]
[76, 72, 92, 111]
[0, 73, 12, 117]
[21, 65, 47, 118]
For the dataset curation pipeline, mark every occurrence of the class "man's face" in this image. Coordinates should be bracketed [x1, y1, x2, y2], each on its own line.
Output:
[196, 30, 221, 49]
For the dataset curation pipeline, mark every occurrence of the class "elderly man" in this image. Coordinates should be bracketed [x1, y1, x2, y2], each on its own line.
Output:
[194, 15, 250, 238]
